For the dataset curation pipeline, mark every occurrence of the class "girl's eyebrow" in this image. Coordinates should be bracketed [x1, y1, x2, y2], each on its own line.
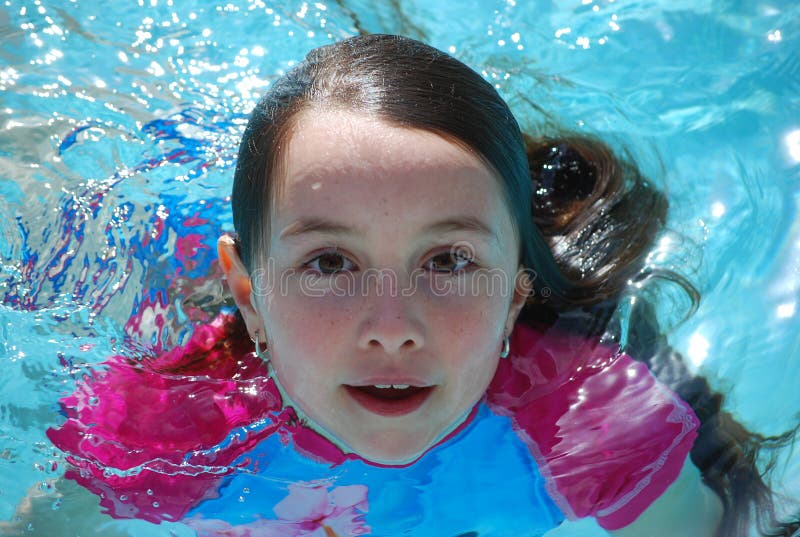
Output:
[279, 218, 355, 241]
[278, 216, 498, 243]
[424, 217, 498, 243]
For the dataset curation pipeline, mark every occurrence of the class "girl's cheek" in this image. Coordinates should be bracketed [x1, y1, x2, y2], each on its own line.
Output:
[422, 274, 508, 314]
[265, 296, 354, 391]
[423, 292, 502, 348]
[270, 290, 360, 342]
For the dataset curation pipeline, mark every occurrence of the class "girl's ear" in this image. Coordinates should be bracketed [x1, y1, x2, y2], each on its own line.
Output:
[505, 266, 532, 335]
[218, 235, 263, 340]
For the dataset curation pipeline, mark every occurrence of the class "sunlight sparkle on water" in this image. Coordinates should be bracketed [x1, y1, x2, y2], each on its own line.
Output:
[786, 129, 800, 163]
[776, 302, 796, 319]
[555, 27, 571, 39]
[688, 333, 710, 368]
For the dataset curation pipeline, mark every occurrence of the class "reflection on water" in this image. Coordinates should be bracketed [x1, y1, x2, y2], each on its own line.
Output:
[1, 0, 799, 535]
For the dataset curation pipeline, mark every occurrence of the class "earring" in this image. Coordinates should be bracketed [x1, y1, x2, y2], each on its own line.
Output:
[253, 329, 269, 361]
[500, 334, 510, 359]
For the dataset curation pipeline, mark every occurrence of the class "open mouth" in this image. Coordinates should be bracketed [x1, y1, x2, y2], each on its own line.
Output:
[344, 384, 434, 417]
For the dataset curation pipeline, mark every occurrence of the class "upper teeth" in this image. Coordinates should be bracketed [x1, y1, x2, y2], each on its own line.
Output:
[373, 384, 410, 389]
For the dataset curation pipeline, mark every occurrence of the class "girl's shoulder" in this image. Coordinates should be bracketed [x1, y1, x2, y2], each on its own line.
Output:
[50, 313, 275, 450]
[46, 313, 282, 522]
[486, 321, 700, 531]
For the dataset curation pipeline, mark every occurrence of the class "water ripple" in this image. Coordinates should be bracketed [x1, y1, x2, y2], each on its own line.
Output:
[0, 0, 798, 533]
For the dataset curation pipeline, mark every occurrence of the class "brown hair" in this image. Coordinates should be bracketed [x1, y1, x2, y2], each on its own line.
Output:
[230, 33, 798, 536]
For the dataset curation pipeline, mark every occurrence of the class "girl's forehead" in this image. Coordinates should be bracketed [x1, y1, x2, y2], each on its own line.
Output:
[281, 109, 490, 182]
[269, 109, 518, 247]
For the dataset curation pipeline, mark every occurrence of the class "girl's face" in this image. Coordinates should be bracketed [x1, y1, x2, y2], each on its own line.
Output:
[229, 109, 528, 464]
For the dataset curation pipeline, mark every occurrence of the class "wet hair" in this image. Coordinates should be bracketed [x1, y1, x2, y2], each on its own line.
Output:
[526, 137, 799, 537]
[231, 34, 798, 537]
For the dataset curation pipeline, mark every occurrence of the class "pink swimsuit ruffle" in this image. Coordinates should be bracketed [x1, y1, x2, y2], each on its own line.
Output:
[47, 314, 350, 522]
[486, 323, 699, 530]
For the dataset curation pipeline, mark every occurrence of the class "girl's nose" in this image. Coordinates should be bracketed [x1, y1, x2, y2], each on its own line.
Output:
[356, 281, 426, 355]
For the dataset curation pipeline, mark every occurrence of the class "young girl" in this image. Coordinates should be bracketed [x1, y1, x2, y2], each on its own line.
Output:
[37, 34, 798, 536]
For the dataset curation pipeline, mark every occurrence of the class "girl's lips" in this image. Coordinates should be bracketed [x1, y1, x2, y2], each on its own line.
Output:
[344, 385, 434, 417]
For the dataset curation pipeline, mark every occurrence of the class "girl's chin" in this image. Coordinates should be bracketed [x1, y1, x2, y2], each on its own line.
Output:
[340, 409, 477, 465]
[347, 436, 435, 466]
[323, 421, 441, 466]
[290, 404, 438, 465]
[306, 408, 477, 466]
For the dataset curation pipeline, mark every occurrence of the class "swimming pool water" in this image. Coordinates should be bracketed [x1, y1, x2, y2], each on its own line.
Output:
[1, 0, 799, 535]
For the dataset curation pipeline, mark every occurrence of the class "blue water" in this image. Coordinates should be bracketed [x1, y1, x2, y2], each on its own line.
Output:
[1, 0, 799, 535]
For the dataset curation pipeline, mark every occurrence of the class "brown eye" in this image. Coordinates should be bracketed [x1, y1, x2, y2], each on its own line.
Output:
[306, 252, 354, 274]
[426, 252, 473, 273]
